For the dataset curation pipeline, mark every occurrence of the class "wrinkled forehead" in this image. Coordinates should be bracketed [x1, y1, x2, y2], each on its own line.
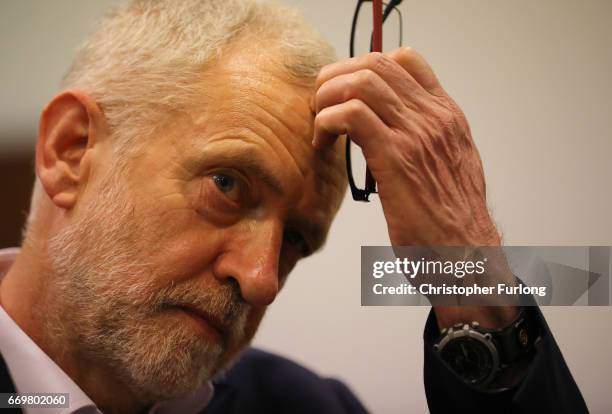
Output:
[186, 44, 347, 226]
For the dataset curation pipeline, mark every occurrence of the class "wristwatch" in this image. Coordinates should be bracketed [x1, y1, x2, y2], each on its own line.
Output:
[432, 308, 539, 389]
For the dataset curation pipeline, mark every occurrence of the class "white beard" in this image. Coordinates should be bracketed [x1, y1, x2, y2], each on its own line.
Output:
[46, 170, 250, 401]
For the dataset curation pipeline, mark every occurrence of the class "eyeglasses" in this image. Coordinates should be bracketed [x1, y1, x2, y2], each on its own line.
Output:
[347, 0, 404, 202]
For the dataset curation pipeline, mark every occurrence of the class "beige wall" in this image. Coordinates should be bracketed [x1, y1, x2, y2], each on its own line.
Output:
[1, 1, 611, 412]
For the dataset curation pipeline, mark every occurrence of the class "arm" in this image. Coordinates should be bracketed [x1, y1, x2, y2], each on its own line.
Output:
[312, 47, 587, 412]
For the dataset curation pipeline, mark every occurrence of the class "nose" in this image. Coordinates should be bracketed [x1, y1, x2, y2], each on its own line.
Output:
[213, 219, 283, 307]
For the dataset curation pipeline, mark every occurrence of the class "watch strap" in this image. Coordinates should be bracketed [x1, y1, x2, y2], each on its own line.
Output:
[482, 308, 539, 366]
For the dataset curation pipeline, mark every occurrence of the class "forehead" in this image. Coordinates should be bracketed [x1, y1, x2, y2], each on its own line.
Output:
[177, 44, 346, 236]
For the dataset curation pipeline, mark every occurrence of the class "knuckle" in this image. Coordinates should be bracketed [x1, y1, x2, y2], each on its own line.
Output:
[393, 46, 424, 72]
[375, 54, 400, 76]
[351, 69, 377, 89]
[397, 46, 416, 59]
[341, 74, 360, 102]
[369, 51, 391, 68]
[369, 51, 385, 61]
[345, 99, 364, 120]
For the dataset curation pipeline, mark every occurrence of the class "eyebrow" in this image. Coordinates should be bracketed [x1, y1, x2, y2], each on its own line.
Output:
[196, 145, 286, 196]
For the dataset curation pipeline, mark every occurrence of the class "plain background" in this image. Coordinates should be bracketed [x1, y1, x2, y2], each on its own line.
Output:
[1, 0, 611, 412]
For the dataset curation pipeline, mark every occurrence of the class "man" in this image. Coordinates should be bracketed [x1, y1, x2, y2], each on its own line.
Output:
[0, 0, 588, 413]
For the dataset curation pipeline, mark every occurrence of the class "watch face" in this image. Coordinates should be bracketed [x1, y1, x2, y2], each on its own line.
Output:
[439, 337, 495, 386]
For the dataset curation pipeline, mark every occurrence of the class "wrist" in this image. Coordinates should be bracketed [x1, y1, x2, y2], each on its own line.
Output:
[435, 305, 520, 330]
[433, 307, 538, 390]
[434, 247, 519, 330]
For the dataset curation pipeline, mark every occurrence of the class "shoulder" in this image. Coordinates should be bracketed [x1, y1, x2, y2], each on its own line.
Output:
[206, 348, 368, 414]
[223, 347, 332, 385]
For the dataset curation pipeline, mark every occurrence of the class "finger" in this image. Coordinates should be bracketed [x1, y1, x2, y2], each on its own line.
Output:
[387, 47, 446, 97]
[313, 99, 390, 154]
[315, 69, 406, 126]
[315, 52, 424, 97]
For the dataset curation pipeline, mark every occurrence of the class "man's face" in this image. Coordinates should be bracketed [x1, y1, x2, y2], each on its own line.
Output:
[47, 46, 346, 400]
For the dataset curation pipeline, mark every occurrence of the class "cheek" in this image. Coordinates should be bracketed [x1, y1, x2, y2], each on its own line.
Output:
[131, 195, 224, 284]
[151, 219, 226, 284]
[129, 176, 231, 279]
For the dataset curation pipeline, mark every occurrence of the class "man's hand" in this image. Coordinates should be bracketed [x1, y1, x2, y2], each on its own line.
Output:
[312, 47, 517, 328]
[313, 47, 499, 247]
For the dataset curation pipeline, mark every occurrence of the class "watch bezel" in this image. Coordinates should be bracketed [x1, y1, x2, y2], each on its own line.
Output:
[434, 323, 500, 388]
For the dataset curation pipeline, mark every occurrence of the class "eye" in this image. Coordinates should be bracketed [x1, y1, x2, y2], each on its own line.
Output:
[210, 172, 245, 204]
[213, 173, 235, 193]
[284, 230, 310, 256]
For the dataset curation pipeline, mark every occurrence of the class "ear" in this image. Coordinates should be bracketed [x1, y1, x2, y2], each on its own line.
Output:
[36, 90, 108, 209]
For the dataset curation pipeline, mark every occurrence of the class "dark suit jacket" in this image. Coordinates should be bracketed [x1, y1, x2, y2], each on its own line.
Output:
[1, 308, 588, 413]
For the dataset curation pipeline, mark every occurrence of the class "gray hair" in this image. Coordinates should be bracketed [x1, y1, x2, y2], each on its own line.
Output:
[63, 0, 335, 153]
[27, 0, 336, 232]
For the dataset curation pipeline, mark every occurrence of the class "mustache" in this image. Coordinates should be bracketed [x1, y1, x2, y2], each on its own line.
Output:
[147, 278, 250, 341]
